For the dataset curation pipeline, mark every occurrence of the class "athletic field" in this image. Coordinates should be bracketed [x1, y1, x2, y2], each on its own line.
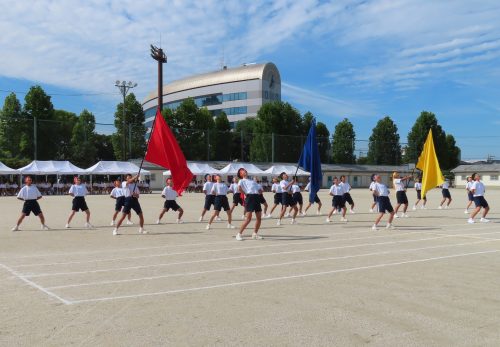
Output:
[1, 188, 499, 346]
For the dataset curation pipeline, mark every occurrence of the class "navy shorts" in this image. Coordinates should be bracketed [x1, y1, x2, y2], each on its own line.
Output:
[473, 196, 489, 208]
[258, 194, 267, 204]
[293, 192, 303, 205]
[309, 194, 321, 204]
[115, 196, 125, 212]
[274, 192, 282, 205]
[377, 196, 394, 213]
[22, 200, 42, 216]
[163, 200, 181, 211]
[467, 191, 474, 202]
[282, 193, 296, 207]
[123, 197, 142, 215]
[332, 195, 345, 209]
[204, 195, 215, 210]
[232, 193, 243, 206]
[343, 193, 354, 206]
[442, 189, 451, 199]
[396, 191, 408, 205]
[245, 194, 262, 213]
[72, 196, 89, 212]
[214, 195, 230, 211]
[373, 194, 378, 203]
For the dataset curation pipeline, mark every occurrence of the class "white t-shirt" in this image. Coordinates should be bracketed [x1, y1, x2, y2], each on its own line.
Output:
[280, 180, 292, 193]
[466, 181, 474, 190]
[340, 181, 351, 193]
[442, 181, 450, 189]
[374, 182, 390, 197]
[17, 185, 42, 200]
[122, 181, 140, 198]
[203, 182, 214, 195]
[230, 183, 239, 194]
[110, 187, 124, 198]
[162, 186, 178, 200]
[256, 183, 264, 193]
[211, 183, 229, 195]
[69, 184, 88, 197]
[305, 182, 311, 191]
[329, 184, 344, 196]
[471, 181, 485, 197]
[291, 184, 301, 194]
[272, 183, 283, 193]
[393, 178, 405, 192]
[369, 181, 377, 192]
[238, 178, 259, 194]
[415, 182, 422, 191]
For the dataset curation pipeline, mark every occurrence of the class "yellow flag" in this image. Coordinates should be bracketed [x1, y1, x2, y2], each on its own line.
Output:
[416, 129, 445, 198]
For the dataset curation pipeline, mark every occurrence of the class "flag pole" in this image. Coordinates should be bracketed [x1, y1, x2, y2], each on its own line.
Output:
[294, 118, 315, 179]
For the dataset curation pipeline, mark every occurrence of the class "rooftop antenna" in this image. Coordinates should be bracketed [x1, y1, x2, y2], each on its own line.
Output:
[220, 45, 226, 70]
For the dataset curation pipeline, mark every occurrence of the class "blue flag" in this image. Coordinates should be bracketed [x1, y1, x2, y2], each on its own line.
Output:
[298, 119, 322, 203]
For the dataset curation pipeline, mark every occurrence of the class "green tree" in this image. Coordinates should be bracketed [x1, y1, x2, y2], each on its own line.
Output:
[233, 117, 257, 162]
[0, 93, 24, 158]
[445, 134, 461, 169]
[316, 121, 330, 163]
[94, 133, 116, 161]
[331, 118, 356, 164]
[53, 110, 78, 160]
[70, 109, 96, 167]
[405, 111, 448, 168]
[112, 93, 147, 160]
[367, 116, 402, 165]
[213, 113, 232, 161]
[23, 85, 56, 159]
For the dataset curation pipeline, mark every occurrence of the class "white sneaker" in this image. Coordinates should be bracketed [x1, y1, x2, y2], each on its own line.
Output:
[340, 217, 348, 222]
[480, 218, 490, 223]
[85, 222, 93, 229]
[467, 218, 475, 224]
[65, 223, 70, 229]
[371, 224, 378, 231]
[302, 211, 307, 216]
[464, 210, 468, 214]
[265, 214, 272, 219]
[386, 223, 394, 229]
[139, 227, 147, 234]
[316, 210, 321, 215]
[241, 215, 245, 220]
[198, 216, 203, 222]
[325, 218, 332, 223]
[206, 224, 211, 230]
[412, 206, 416, 210]
[332, 210, 337, 215]
[290, 219, 297, 225]
[285, 212, 290, 217]
[227, 224, 235, 229]
[110, 220, 115, 226]
[444, 206, 449, 209]
[216, 216, 222, 221]
[421, 206, 427, 209]
[112, 228, 119, 236]
[369, 209, 374, 213]
[350, 209, 355, 214]
[235, 233, 243, 241]
[11, 225, 19, 232]
[252, 233, 263, 240]
[394, 214, 399, 219]
[41, 224, 50, 230]
[403, 213, 409, 218]
[156, 219, 161, 225]
[438, 206, 443, 209]
[277, 220, 281, 226]
[177, 219, 183, 224]
[126, 220, 134, 225]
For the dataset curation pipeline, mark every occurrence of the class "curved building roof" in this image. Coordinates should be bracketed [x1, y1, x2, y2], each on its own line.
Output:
[144, 62, 280, 103]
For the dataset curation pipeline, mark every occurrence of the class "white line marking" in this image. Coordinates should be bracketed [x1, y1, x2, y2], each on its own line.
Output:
[46, 238, 495, 290]
[0, 263, 72, 305]
[66, 249, 500, 304]
[26, 230, 500, 278]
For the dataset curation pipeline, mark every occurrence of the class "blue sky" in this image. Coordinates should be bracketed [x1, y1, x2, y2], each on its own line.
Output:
[1, 0, 500, 160]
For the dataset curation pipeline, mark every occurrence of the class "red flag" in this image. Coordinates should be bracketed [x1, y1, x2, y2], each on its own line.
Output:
[145, 108, 193, 195]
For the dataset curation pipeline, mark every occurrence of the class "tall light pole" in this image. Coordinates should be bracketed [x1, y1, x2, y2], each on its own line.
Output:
[115, 80, 137, 160]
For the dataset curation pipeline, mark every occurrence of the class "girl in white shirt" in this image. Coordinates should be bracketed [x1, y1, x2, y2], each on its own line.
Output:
[438, 180, 452, 209]
[369, 174, 378, 212]
[236, 168, 263, 241]
[199, 174, 215, 222]
[392, 171, 412, 218]
[326, 177, 347, 222]
[66, 177, 93, 229]
[465, 176, 474, 213]
[206, 175, 235, 230]
[269, 177, 282, 216]
[12, 176, 49, 231]
[278, 172, 298, 225]
[412, 177, 427, 209]
[157, 178, 184, 224]
[303, 179, 322, 215]
[468, 173, 490, 223]
[372, 174, 396, 230]
[110, 179, 133, 226]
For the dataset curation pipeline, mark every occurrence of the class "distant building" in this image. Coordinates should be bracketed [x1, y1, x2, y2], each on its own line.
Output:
[142, 62, 281, 131]
[451, 163, 500, 187]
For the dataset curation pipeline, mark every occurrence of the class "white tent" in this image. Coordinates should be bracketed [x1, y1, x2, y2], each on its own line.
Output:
[163, 162, 219, 176]
[0, 161, 19, 175]
[263, 165, 310, 177]
[18, 160, 86, 175]
[218, 162, 265, 176]
[85, 161, 150, 175]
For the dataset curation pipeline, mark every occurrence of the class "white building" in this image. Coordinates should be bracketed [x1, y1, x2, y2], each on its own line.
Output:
[451, 164, 500, 187]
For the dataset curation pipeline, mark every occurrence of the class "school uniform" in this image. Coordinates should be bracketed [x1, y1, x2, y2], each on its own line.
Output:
[162, 186, 181, 211]
[238, 179, 262, 213]
[257, 183, 267, 204]
[472, 181, 488, 208]
[122, 181, 142, 215]
[369, 181, 378, 202]
[305, 182, 321, 203]
[340, 181, 354, 206]
[230, 182, 243, 206]
[394, 178, 408, 205]
[280, 179, 296, 207]
[17, 185, 43, 216]
[375, 182, 394, 213]
[415, 182, 424, 200]
[329, 184, 345, 209]
[203, 181, 215, 210]
[291, 184, 303, 205]
[110, 187, 125, 212]
[466, 181, 474, 202]
[211, 183, 230, 212]
[69, 184, 89, 212]
[441, 181, 451, 199]
[272, 182, 283, 205]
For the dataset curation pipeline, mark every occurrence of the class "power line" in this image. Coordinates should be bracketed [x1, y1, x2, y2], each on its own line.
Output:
[0, 89, 118, 97]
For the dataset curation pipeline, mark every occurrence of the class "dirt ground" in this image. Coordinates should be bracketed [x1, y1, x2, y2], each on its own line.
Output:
[1, 188, 499, 346]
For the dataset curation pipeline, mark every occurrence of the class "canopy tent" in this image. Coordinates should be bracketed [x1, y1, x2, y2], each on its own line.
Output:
[218, 162, 265, 176]
[163, 162, 219, 176]
[0, 161, 19, 175]
[263, 165, 310, 177]
[18, 160, 86, 175]
[85, 161, 150, 175]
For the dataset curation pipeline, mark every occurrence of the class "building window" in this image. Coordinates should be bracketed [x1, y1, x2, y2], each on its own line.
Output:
[150, 174, 156, 181]
[491, 175, 498, 181]
[461, 175, 467, 180]
[222, 92, 247, 102]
